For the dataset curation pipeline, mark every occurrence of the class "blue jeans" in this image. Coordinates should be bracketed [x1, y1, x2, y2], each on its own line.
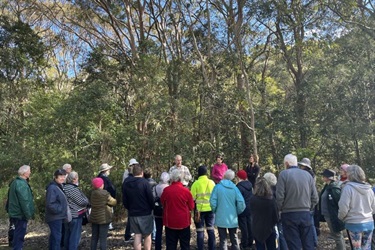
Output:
[12, 218, 27, 250]
[195, 211, 215, 250]
[218, 227, 240, 250]
[276, 221, 288, 250]
[238, 214, 253, 248]
[64, 217, 83, 250]
[165, 226, 190, 250]
[48, 219, 64, 250]
[281, 211, 315, 250]
[91, 223, 109, 250]
[155, 217, 163, 250]
[255, 227, 277, 250]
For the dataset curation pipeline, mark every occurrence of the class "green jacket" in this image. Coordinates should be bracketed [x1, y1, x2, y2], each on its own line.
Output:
[8, 177, 35, 220]
[319, 180, 344, 232]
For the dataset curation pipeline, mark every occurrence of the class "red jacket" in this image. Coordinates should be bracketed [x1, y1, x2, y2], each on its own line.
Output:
[161, 181, 194, 229]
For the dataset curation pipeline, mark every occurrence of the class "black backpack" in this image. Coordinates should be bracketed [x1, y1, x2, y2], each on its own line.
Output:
[153, 186, 163, 216]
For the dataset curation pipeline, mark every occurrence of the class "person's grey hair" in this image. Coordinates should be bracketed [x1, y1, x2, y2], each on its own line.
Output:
[347, 165, 366, 183]
[18, 165, 30, 176]
[170, 169, 182, 182]
[63, 163, 72, 170]
[254, 178, 273, 197]
[284, 154, 298, 166]
[263, 172, 277, 186]
[224, 169, 235, 181]
[66, 171, 78, 184]
[160, 172, 170, 184]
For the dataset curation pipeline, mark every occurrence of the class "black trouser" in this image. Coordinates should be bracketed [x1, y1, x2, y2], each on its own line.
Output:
[8, 218, 15, 247]
[165, 226, 190, 250]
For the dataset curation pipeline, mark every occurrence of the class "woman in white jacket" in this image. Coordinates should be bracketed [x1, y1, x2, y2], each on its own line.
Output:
[338, 165, 375, 250]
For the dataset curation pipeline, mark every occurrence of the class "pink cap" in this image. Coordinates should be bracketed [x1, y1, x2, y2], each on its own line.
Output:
[340, 164, 349, 172]
[92, 177, 104, 189]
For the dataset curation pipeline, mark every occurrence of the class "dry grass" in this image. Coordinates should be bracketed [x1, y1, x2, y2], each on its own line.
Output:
[0, 219, 351, 249]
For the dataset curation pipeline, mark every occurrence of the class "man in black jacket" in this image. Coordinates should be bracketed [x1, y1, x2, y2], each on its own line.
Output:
[123, 164, 154, 250]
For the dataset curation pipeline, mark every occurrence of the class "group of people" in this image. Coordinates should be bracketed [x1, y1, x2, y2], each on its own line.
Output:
[5, 153, 375, 250]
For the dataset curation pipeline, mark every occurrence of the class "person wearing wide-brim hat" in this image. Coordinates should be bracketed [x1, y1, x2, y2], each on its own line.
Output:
[298, 158, 316, 179]
[97, 163, 116, 230]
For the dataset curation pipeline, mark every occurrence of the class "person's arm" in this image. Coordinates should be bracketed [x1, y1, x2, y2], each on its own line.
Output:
[187, 191, 195, 211]
[16, 183, 34, 220]
[184, 166, 192, 183]
[310, 178, 319, 208]
[146, 182, 155, 209]
[235, 188, 246, 214]
[107, 192, 117, 207]
[190, 182, 197, 200]
[211, 166, 219, 183]
[275, 172, 285, 210]
[209, 185, 218, 213]
[338, 186, 350, 221]
[46, 186, 63, 215]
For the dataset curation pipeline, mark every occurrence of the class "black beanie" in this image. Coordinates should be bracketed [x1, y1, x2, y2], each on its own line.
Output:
[198, 165, 207, 176]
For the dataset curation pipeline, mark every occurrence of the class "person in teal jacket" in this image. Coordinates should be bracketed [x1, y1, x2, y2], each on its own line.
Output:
[210, 169, 245, 250]
[8, 165, 35, 249]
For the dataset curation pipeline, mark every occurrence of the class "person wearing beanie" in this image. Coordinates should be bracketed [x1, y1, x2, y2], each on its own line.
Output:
[338, 164, 349, 188]
[318, 169, 345, 250]
[236, 170, 254, 249]
[97, 163, 116, 230]
[212, 155, 228, 184]
[90, 177, 117, 250]
[190, 166, 216, 250]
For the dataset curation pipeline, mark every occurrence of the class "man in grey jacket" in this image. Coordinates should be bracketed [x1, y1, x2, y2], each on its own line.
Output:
[276, 154, 319, 250]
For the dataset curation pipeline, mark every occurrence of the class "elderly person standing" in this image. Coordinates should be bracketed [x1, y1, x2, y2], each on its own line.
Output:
[210, 169, 246, 250]
[63, 171, 89, 250]
[153, 172, 170, 250]
[45, 169, 69, 250]
[191, 166, 216, 250]
[276, 154, 318, 250]
[338, 165, 375, 250]
[168, 155, 192, 187]
[212, 154, 228, 184]
[338, 164, 349, 187]
[236, 170, 253, 250]
[319, 169, 345, 250]
[249, 178, 279, 250]
[161, 169, 195, 250]
[97, 163, 116, 230]
[90, 177, 117, 250]
[7, 165, 35, 250]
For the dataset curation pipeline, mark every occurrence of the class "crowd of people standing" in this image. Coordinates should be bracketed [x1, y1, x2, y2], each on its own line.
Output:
[5, 153, 375, 250]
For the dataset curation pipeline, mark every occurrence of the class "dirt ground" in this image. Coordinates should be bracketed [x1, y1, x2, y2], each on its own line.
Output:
[0, 219, 350, 250]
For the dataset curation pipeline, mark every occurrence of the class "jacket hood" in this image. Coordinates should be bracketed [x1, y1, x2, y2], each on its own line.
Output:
[237, 180, 252, 192]
[125, 176, 145, 188]
[46, 180, 62, 191]
[220, 179, 236, 189]
[346, 181, 372, 195]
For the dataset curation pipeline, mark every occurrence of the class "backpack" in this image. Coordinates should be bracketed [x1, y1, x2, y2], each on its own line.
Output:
[153, 186, 163, 217]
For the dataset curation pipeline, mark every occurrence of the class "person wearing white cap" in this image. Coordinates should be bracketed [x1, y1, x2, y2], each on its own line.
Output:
[122, 158, 139, 242]
[98, 163, 116, 230]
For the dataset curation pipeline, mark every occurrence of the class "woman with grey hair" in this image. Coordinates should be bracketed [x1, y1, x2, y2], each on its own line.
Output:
[338, 165, 375, 250]
[153, 172, 170, 250]
[63, 171, 89, 250]
[210, 170, 245, 250]
[161, 169, 194, 250]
